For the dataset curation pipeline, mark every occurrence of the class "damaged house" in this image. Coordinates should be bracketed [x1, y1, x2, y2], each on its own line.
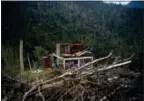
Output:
[46, 43, 94, 70]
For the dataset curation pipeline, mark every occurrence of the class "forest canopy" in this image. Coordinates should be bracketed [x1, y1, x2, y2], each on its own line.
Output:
[1, 1, 144, 101]
[1, 1, 143, 71]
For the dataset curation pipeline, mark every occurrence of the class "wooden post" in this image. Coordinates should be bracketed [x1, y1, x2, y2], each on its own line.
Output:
[56, 43, 60, 66]
[68, 44, 71, 53]
[27, 54, 32, 71]
[78, 59, 80, 67]
[20, 39, 24, 75]
[63, 60, 65, 70]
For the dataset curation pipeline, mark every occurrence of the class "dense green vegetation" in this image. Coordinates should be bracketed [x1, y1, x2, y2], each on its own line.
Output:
[1, 2, 144, 101]
[2, 1, 143, 73]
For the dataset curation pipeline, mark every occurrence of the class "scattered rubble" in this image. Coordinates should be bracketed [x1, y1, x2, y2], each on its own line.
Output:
[2, 52, 143, 101]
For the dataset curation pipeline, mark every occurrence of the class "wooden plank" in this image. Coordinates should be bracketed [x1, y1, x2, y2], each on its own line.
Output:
[64, 56, 93, 61]
[53, 53, 64, 60]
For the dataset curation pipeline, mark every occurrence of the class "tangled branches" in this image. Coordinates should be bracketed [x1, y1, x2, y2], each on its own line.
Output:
[2, 52, 142, 101]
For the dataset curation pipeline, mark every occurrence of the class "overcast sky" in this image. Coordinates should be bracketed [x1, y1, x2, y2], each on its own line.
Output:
[103, 0, 131, 5]
[103, 1, 144, 9]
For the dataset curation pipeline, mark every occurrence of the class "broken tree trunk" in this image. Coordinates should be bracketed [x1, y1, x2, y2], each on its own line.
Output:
[20, 39, 24, 75]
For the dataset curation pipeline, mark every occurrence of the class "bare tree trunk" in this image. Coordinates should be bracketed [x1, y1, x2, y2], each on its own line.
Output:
[20, 39, 24, 75]
[27, 54, 32, 71]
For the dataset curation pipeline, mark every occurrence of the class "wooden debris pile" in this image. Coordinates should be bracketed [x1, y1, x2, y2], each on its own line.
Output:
[2, 52, 141, 101]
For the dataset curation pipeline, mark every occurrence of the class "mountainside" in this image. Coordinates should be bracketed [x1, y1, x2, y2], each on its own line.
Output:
[1, 1, 144, 101]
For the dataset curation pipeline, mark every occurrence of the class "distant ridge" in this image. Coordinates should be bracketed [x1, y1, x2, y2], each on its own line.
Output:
[127, 1, 144, 9]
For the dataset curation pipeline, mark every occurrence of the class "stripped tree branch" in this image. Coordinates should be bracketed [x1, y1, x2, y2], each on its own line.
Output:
[22, 86, 37, 101]
[76, 51, 113, 71]
[38, 86, 45, 101]
[97, 61, 131, 72]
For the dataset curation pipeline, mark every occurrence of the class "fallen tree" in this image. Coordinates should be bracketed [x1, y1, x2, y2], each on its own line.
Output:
[2, 52, 142, 101]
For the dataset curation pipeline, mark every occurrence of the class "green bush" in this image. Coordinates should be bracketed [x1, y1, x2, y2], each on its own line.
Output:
[2, 46, 20, 76]
[33, 46, 49, 66]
